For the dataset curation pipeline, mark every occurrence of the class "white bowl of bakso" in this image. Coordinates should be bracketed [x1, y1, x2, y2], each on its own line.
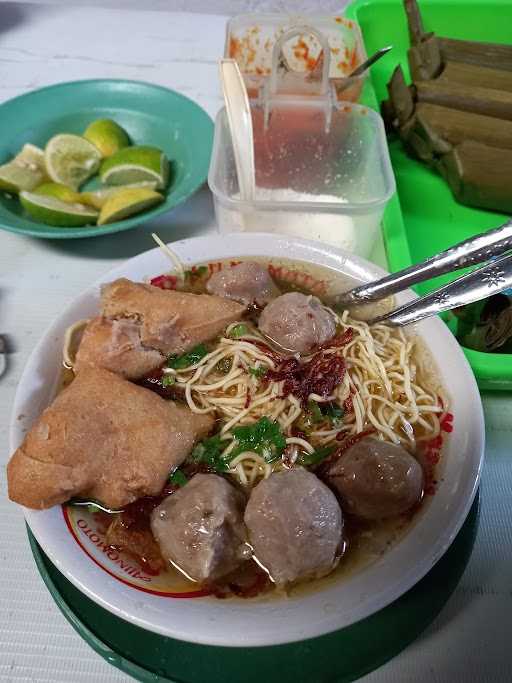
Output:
[8, 233, 484, 647]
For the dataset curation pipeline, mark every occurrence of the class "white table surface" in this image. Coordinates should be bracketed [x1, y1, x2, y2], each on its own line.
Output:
[1, 3, 512, 682]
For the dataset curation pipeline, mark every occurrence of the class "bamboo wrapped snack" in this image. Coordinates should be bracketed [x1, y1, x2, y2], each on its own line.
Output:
[383, 0, 512, 213]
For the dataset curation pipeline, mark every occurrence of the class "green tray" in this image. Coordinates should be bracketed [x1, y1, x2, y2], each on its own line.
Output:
[346, 0, 512, 391]
[28, 493, 479, 683]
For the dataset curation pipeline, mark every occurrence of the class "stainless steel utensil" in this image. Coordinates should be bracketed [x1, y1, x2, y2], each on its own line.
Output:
[348, 45, 393, 78]
[336, 46, 393, 94]
[371, 251, 512, 326]
[333, 218, 512, 326]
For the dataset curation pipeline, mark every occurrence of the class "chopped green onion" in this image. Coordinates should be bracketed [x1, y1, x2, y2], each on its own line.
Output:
[161, 374, 176, 388]
[191, 417, 287, 474]
[232, 416, 286, 463]
[229, 323, 248, 339]
[167, 343, 208, 369]
[297, 445, 336, 467]
[308, 400, 324, 424]
[324, 402, 344, 425]
[249, 366, 266, 378]
[169, 469, 188, 487]
[191, 434, 229, 471]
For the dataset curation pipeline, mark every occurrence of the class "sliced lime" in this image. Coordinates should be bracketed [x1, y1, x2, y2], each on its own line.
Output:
[17, 144, 46, 172]
[34, 182, 82, 203]
[0, 162, 43, 193]
[80, 181, 158, 209]
[98, 187, 164, 225]
[20, 191, 99, 227]
[100, 145, 169, 190]
[45, 134, 101, 191]
[83, 119, 130, 158]
[0, 143, 47, 193]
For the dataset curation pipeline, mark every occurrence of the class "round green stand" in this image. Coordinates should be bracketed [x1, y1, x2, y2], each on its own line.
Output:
[27, 492, 479, 683]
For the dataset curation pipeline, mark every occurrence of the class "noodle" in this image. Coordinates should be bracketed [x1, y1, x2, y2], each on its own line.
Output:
[166, 309, 445, 487]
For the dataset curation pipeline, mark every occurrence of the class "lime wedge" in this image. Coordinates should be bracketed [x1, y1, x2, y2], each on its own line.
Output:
[83, 119, 130, 158]
[45, 134, 101, 191]
[98, 187, 164, 225]
[0, 143, 47, 193]
[17, 144, 46, 172]
[80, 181, 158, 209]
[0, 162, 43, 193]
[20, 191, 99, 227]
[34, 182, 82, 203]
[100, 146, 169, 190]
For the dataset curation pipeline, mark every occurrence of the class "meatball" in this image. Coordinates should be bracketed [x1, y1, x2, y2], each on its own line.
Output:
[258, 292, 336, 354]
[325, 437, 424, 520]
[206, 261, 280, 307]
[151, 474, 248, 583]
[244, 469, 343, 586]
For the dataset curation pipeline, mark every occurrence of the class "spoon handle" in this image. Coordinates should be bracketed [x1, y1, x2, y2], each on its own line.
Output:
[335, 218, 512, 306]
[369, 251, 512, 326]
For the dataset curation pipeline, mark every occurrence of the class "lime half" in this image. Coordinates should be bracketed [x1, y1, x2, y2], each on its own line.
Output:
[98, 187, 163, 225]
[83, 119, 130, 158]
[20, 191, 99, 227]
[34, 182, 82, 203]
[45, 134, 101, 191]
[81, 181, 158, 209]
[100, 146, 169, 190]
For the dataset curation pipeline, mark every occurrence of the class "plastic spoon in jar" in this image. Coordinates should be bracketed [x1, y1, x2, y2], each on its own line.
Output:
[337, 45, 393, 93]
[219, 58, 255, 201]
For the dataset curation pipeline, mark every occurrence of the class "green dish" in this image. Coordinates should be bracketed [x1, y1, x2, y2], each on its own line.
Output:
[28, 493, 479, 683]
[0, 79, 213, 239]
[346, 0, 512, 390]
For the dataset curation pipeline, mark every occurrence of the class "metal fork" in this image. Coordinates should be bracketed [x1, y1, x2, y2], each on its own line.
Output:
[333, 219, 512, 326]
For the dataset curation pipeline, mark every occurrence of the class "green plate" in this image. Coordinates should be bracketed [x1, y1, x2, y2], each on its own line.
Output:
[346, 0, 512, 390]
[0, 79, 213, 239]
[28, 492, 479, 683]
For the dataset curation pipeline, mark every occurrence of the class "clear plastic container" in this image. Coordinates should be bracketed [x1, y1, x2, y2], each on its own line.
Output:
[208, 101, 396, 258]
[225, 13, 367, 103]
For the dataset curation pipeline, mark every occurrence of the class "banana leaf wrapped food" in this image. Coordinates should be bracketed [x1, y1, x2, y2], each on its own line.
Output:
[383, 0, 512, 213]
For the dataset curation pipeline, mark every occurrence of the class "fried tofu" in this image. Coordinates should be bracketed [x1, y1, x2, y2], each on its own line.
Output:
[7, 368, 213, 510]
[74, 278, 246, 379]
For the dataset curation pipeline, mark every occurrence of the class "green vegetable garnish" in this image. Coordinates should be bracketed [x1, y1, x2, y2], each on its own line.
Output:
[215, 357, 233, 374]
[167, 343, 208, 369]
[249, 366, 266, 379]
[169, 469, 188, 487]
[324, 402, 344, 425]
[191, 417, 287, 473]
[232, 416, 286, 463]
[229, 323, 248, 339]
[307, 400, 324, 424]
[161, 374, 175, 388]
[191, 434, 229, 471]
[297, 445, 336, 467]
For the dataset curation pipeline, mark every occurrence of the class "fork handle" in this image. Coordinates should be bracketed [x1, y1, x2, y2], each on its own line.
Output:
[335, 218, 512, 306]
[370, 252, 512, 326]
